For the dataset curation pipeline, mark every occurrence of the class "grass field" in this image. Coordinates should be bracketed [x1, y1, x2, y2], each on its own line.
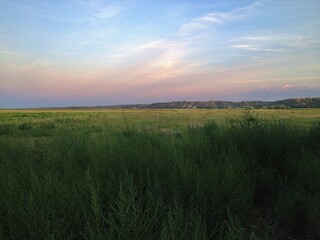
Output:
[1, 108, 319, 128]
[0, 108, 319, 239]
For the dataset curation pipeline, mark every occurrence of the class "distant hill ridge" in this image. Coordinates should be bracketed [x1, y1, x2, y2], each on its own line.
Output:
[112, 97, 320, 109]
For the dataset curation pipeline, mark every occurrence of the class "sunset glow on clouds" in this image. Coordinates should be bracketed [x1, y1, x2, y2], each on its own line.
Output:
[1, 0, 320, 107]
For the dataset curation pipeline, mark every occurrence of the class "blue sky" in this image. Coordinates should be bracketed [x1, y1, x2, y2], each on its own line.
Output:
[0, 0, 319, 107]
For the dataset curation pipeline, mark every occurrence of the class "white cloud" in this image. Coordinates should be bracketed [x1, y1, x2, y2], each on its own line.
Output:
[281, 84, 293, 89]
[134, 39, 187, 52]
[230, 34, 313, 53]
[179, 23, 207, 34]
[129, 37, 206, 80]
[178, 1, 263, 35]
[197, 12, 232, 24]
[231, 44, 286, 52]
[231, 44, 253, 49]
[131, 1, 267, 78]
[232, 35, 276, 42]
[233, 1, 263, 15]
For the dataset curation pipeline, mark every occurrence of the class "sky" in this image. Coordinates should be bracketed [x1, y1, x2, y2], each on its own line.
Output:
[0, 0, 320, 108]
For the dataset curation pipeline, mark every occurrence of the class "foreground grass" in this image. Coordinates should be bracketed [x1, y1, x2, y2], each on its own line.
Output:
[0, 109, 319, 239]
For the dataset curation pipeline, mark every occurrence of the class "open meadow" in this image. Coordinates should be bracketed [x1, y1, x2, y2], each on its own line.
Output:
[0, 108, 320, 239]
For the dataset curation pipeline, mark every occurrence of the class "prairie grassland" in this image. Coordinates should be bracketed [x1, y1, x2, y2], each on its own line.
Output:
[1, 108, 319, 128]
[0, 109, 319, 239]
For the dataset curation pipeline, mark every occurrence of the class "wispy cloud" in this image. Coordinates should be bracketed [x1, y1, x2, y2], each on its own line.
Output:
[231, 44, 286, 52]
[196, 12, 232, 24]
[281, 84, 293, 89]
[131, 1, 266, 78]
[178, 1, 263, 35]
[230, 34, 313, 53]
[179, 23, 207, 34]
[134, 39, 186, 52]
[232, 35, 276, 42]
[131, 38, 199, 79]
[232, 1, 263, 15]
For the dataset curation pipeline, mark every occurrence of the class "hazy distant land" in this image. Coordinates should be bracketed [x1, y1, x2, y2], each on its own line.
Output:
[34, 97, 320, 110]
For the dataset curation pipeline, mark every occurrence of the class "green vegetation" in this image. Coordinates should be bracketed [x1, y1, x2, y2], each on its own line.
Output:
[0, 109, 319, 239]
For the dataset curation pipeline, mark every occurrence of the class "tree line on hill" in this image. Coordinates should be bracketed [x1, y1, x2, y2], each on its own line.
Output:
[114, 97, 320, 109]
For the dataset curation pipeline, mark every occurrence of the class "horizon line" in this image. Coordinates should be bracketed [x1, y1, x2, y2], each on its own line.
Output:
[1, 97, 319, 110]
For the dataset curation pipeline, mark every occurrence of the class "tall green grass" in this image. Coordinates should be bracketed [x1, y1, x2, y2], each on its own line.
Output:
[0, 110, 319, 239]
